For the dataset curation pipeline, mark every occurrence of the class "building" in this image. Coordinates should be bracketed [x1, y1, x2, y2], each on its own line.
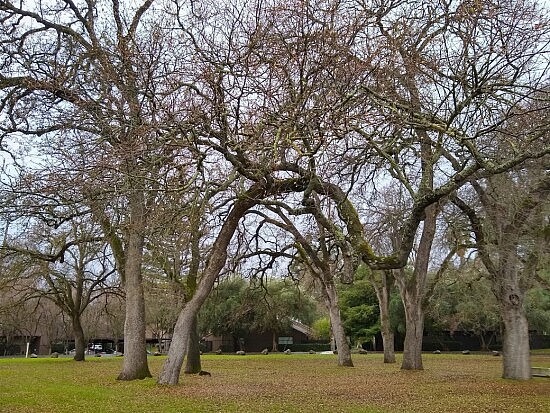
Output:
[202, 319, 317, 353]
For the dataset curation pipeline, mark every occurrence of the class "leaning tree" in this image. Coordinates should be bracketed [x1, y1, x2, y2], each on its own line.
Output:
[158, 0, 550, 382]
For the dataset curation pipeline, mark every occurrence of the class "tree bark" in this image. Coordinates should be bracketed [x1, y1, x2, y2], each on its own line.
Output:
[117, 192, 152, 381]
[272, 331, 278, 352]
[380, 327, 395, 364]
[395, 204, 438, 371]
[501, 306, 530, 380]
[401, 293, 425, 370]
[323, 281, 353, 367]
[453, 175, 547, 380]
[184, 314, 202, 374]
[492, 233, 532, 380]
[72, 315, 86, 362]
[498, 274, 531, 379]
[373, 271, 395, 363]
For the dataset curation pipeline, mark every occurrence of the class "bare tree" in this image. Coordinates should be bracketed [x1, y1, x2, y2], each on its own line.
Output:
[0, 218, 118, 360]
[453, 163, 550, 379]
[239, 199, 356, 366]
[144, 189, 211, 374]
[0, 0, 200, 379]
[158, 177, 309, 384]
[164, 0, 550, 379]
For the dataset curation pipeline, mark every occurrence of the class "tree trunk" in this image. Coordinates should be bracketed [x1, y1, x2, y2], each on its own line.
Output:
[381, 328, 395, 364]
[117, 192, 152, 380]
[158, 191, 258, 385]
[323, 281, 353, 367]
[395, 204, 438, 371]
[453, 187, 539, 381]
[499, 282, 531, 379]
[501, 309, 530, 380]
[185, 216, 202, 374]
[72, 315, 86, 362]
[373, 271, 395, 363]
[289, 203, 353, 366]
[157, 242, 235, 384]
[401, 293, 425, 370]
[272, 331, 278, 352]
[479, 334, 487, 352]
[184, 314, 202, 374]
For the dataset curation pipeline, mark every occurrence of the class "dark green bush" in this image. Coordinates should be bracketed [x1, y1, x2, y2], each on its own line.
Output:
[277, 343, 331, 352]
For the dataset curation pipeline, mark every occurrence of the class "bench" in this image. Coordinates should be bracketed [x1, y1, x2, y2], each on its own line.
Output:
[531, 367, 550, 377]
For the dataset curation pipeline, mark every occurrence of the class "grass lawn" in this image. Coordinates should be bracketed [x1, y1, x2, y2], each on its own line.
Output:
[0, 352, 549, 412]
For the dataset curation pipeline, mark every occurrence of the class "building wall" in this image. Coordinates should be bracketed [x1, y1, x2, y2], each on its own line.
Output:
[0, 335, 42, 356]
[203, 329, 312, 353]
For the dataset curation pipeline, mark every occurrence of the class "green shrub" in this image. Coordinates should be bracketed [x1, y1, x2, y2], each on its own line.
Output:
[277, 343, 331, 352]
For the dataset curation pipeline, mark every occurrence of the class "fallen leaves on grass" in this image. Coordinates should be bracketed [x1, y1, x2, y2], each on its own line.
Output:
[2, 353, 550, 412]
[146, 353, 550, 413]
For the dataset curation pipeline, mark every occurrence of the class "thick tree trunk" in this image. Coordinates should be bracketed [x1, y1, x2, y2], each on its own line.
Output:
[184, 314, 202, 374]
[72, 315, 86, 362]
[117, 239, 151, 379]
[401, 293, 425, 370]
[484, 243, 531, 379]
[373, 271, 395, 363]
[158, 192, 258, 385]
[501, 307, 530, 380]
[158, 302, 193, 384]
[499, 282, 531, 379]
[117, 192, 152, 380]
[323, 281, 353, 367]
[491, 245, 532, 379]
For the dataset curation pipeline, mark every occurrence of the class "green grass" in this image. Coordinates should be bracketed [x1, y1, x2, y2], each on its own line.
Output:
[0, 353, 549, 412]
